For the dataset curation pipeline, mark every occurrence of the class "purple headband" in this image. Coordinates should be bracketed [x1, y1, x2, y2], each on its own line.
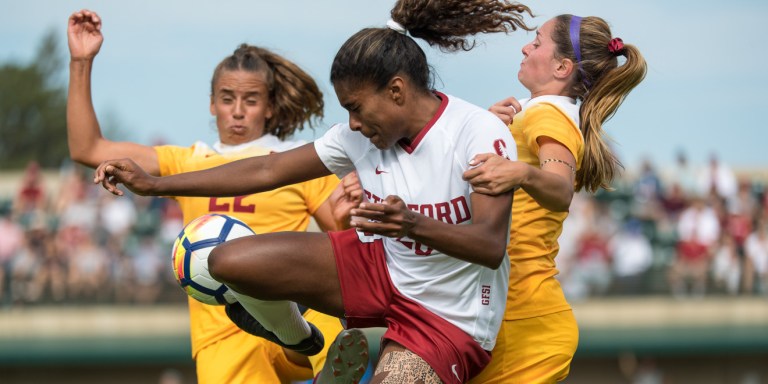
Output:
[569, 15, 583, 73]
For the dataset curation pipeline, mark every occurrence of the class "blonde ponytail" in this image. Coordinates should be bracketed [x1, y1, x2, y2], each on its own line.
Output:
[551, 15, 647, 192]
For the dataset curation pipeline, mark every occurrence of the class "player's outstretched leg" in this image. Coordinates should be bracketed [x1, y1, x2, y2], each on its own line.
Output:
[225, 301, 325, 356]
[315, 328, 370, 384]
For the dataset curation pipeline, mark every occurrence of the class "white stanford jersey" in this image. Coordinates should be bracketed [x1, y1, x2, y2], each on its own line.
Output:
[314, 92, 515, 350]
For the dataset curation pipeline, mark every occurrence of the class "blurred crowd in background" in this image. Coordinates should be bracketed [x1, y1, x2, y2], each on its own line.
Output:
[0, 160, 184, 306]
[0, 150, 767, 308]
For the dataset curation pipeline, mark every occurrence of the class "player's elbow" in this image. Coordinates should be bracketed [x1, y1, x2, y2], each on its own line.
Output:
[547, 200, 571, 213]
[68, 147, 104, 169]
[482, 243, 509, 270]
[539, 187, 573, 212]
[551, 190, 574, 212]
[69, 150, 94, 168]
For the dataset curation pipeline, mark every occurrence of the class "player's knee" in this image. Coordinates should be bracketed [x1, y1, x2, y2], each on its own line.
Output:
[207, 243, 237, 284]
[208, 242, 273, 297]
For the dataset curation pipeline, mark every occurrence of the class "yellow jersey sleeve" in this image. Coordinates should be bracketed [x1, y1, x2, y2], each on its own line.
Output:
[302, 174, 339, 215]
[504, 103, 584, 320]
[156, 144, 197, 178]
[518, 103, 584, 169]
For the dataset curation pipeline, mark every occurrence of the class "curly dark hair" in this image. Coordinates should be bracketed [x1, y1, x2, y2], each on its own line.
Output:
[330, 0, 533, 92]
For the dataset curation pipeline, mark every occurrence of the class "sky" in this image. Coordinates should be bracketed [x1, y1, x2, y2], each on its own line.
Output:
[1, 0, 767, 173]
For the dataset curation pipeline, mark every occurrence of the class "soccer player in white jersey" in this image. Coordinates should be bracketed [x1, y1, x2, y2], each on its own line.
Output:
[92, 0, 533, 382]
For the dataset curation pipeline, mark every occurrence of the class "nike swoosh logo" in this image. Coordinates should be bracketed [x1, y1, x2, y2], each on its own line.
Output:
[375, 166, 388, 175]
[452, 364, 461, 381]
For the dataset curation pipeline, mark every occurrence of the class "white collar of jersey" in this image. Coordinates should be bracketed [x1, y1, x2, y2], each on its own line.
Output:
[518, 95, 579, 126]
[211, 134, 299, 154]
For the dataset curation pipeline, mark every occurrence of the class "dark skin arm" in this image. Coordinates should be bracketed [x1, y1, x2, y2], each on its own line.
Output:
[96, 145, 511, 268]
[350, 191, 513, 269]
[94, 143, 332, 197]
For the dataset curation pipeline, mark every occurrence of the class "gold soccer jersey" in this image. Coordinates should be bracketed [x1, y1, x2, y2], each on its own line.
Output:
[155, 140, 338, 359]
[504, 96, 583, 320]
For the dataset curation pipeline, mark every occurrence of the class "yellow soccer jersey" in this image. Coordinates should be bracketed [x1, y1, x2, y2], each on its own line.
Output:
[155, 141, 339, 357]
[505, 98, 584, 320]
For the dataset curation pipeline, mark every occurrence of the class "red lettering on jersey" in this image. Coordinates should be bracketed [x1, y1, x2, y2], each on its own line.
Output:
[208, 196, 256, 213]
[481, 284, 491, 305]
[232, 196, 256, 213]
[362, 191, 472, 224]
[451, 196, 471, 224]
[361, 190, 468, 257]
[396, 237, 433, 256]
[397, 237, 414, 249]
[435, 202, 452, 224]
[209, 197, 230, 212]
[419, 204, 434, 219]
[493, 139, 510, 160]
[414, 242, 433, 256]
[363, 191, 384, 204]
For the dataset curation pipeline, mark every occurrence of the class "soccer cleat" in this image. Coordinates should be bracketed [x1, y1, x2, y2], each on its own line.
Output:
[315, 328, 370, 384]
[225, 302, 325, 356]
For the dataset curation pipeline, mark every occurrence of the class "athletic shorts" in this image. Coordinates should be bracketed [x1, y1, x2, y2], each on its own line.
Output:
[195, 308, 343, 384]
[468, 310, 578, 384]
[329, 229, 491, 383]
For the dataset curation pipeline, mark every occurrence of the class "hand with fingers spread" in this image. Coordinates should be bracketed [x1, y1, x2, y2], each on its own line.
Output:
[94, 158, 156, 196]
[464, 153, 528, 196]
[68, 9, 103, 61]
[349, 195, 417, 239]
[488, 96, 522, 126]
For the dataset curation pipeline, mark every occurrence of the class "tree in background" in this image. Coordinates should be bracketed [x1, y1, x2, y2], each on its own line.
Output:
[0, 29, 68, 169]
[0, 30, 127, 171]
[2, 29, 132, 170]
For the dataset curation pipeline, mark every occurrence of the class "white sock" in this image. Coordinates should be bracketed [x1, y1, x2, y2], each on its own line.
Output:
[229, 290, 311, 345]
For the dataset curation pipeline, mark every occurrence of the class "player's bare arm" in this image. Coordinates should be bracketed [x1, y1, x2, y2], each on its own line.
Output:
[464, 153, 531, 195]
[464, 138, 575, 212]
[518, 138, 576, 212]
[67, 9, 159, 173]
[350, 192, 513, 269]
[94, 143, 332, 197]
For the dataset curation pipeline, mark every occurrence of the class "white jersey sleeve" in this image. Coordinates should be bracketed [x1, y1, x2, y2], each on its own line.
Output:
[313, 123, 367, 178]
[451, 104, 518, 193]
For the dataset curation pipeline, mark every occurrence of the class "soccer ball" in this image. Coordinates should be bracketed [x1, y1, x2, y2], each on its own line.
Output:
[171, 213, 255, 305]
